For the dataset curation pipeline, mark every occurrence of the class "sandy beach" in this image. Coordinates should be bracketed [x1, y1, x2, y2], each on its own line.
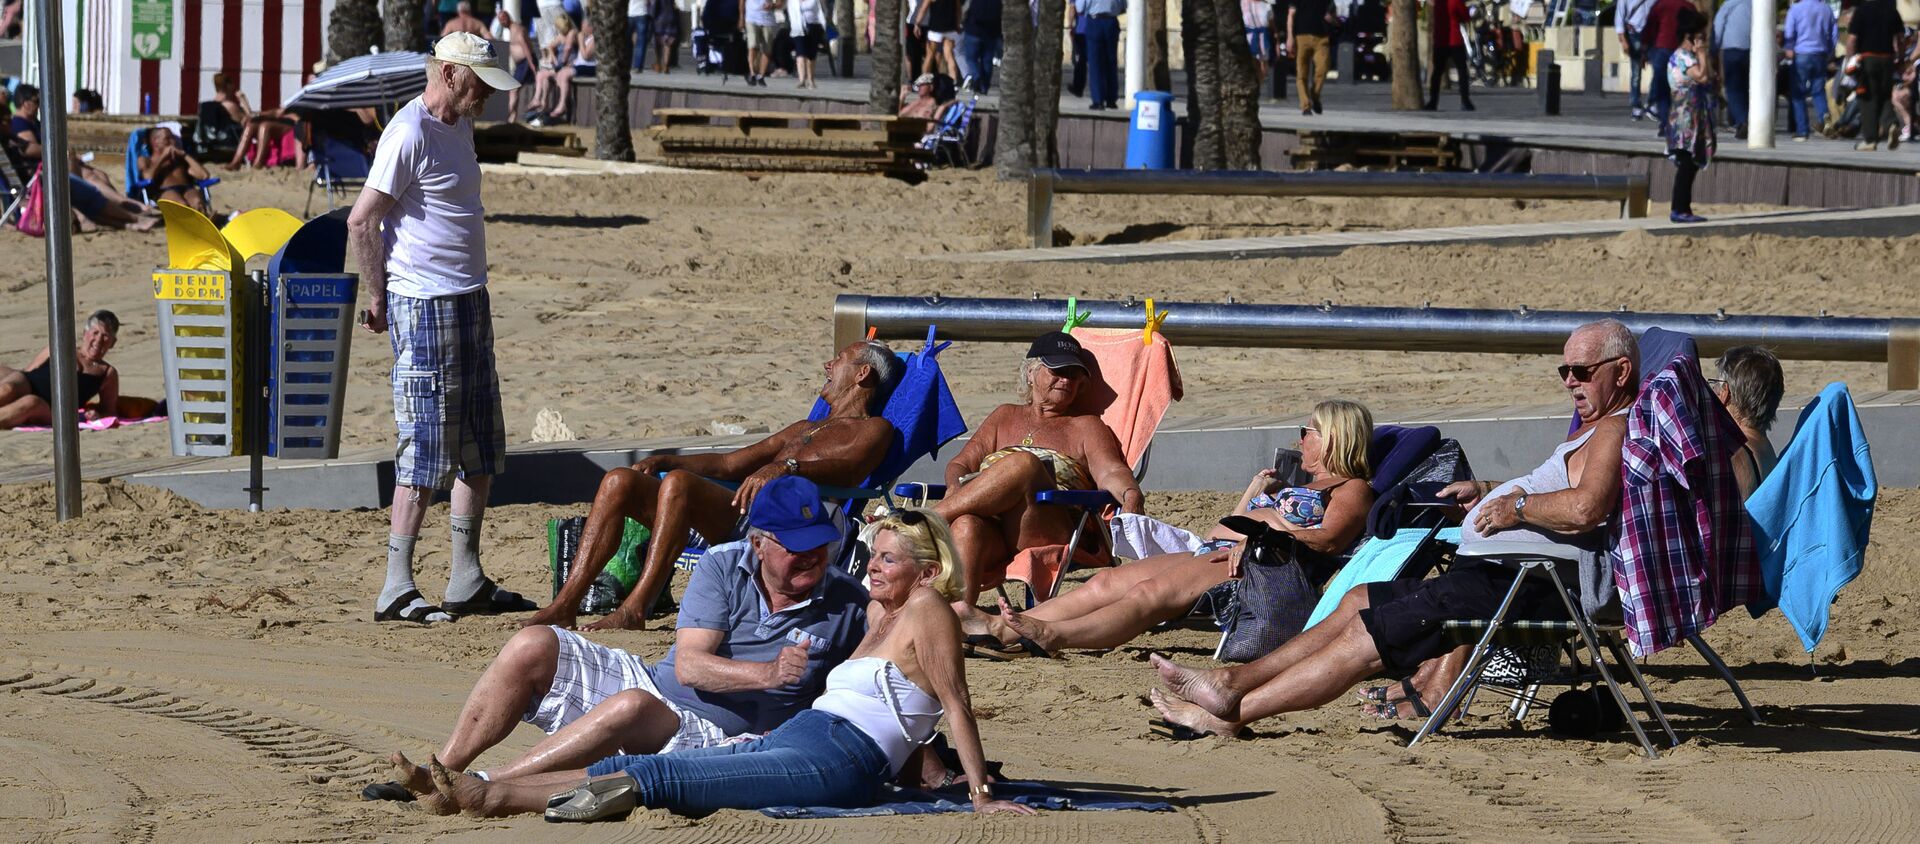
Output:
[2, 165, 1916, 842]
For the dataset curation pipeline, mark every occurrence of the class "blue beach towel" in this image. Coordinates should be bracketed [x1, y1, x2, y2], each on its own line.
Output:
[1306, 528, 1461, 630]
[760, 780, 1175, 819]
[1744, 382, 1877, 652]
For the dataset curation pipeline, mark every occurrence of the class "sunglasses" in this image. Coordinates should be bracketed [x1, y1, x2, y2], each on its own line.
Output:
[1707, 377, 1727, 389]
[894, 509, 929, 526]
[1298, 425, 1320, 440]
[1557, 357, 1622, 383]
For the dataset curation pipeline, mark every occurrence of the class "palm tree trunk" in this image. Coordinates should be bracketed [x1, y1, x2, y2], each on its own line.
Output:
[1389, 0, 1422, 108]
[592, 0, 635, 160]
[1183, 0, 1225, 168]
[1214, 0, 1261, 167]
[837, 0, 858, 77]
[1147, 0, 1172, 91]
[383, 0, 424, 54]
[1030, 0, 1066, 167]
[994, 0, 1036, 176]
[328, 0, 382, 63]
[869, 0, 904, 112]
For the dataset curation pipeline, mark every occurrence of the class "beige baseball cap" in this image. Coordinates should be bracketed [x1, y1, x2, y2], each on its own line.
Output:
[431, 32, 520, 90]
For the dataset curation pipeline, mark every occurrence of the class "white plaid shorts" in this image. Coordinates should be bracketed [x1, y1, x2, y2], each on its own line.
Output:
[387, 289, 506, 490]
[525, 626, 729, 754]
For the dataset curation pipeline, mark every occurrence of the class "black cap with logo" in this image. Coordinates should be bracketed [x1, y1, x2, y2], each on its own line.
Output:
[1025, 331, 1087, 371]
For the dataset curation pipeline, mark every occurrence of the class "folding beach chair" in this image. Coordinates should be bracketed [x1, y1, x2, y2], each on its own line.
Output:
[897, 327, 1183, 605]
[671, 326, 968, 576]
[0, 141, 34, 227]
[305, 131, 371, 217]
[126, 126, 221, 209]
[918, 94, 978, 169]
[1407, 350, 1765, 759]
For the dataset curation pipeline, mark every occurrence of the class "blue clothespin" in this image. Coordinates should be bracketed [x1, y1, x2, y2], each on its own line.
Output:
[923, 324, 950, 357]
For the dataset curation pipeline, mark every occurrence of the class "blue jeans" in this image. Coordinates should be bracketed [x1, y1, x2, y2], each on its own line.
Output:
[1720, 47, 1749, 128]
[1789, 51, 1830, 136]
[1085, 14, 1121, 106]
[1647, 47, 1674, 132]
[960, 33, 1001, 92]
[630, 15, 651, 69]
[586, 709, 890, 813]
[1623, 30, 1647, 109]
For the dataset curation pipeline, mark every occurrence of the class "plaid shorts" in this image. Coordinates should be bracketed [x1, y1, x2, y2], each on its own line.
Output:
[387, 289, 506, 490]
[526, 627, 730, 754]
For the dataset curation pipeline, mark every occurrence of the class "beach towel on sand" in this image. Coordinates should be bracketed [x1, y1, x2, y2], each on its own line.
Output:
[1745, 382, 1877, 653]
[760, 780, 1174, 818]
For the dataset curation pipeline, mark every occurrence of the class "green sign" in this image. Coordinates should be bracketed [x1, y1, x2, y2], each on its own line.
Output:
[131, 0, 173, 60]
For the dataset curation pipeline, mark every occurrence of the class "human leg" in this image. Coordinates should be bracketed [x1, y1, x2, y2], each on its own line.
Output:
[1670, 150, 1697, 216]
[1069, 30, 1087, 97]
[582, 710, 888, 815]
[631, 16, 650, 70]
[1805, 53, 1831, 130]
[1452, 46, 1472, 107]
[1002, 553, 1232, 651]
[1426, 43, 1445, 106]
[1723, 47, 1750, 129]
[587, 469, 742, 632]
[945, 514, 1008, 611]
[1148, 584, 1377, 723]
[932, 451, 1073, 603]
[1306, 35, 1330, 107]
[0, 393, 52, 428]
[483, 688, 682, 782]
[1626, 32, 1646, 111]
[1859, 56, 1894, 145]
[433, 627, 563, 772]
[1648, 47, 1674, 129]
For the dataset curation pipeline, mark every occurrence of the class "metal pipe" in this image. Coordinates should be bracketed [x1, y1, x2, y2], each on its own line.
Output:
[36, 0, 81, 520]
[1748, 0, 1776, 149]
[835, 295, 1920, 388]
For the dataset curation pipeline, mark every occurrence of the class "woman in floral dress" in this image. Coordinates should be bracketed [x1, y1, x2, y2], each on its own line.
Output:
[1666, 8, 1716, 224]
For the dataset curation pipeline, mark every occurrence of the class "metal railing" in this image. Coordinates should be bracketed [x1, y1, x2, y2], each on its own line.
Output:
[1027, 169, 1651, 249]
[835, 295, 1920, 389]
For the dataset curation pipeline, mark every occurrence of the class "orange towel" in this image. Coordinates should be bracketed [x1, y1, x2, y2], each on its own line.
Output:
[1067, 328, 1183, 470]
[996, 328, 1182, 602]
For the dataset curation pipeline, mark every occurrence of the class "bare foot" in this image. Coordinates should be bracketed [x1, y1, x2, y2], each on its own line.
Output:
[1150, 688, 1243, 738]
[1150, 653, 1243, 722]
[429, 755, 508, 818]
[582, 606, 644, 632]
[520, 603, 579, 630]
[388, 751, 456, 815]
[998, 597, 1059, 652]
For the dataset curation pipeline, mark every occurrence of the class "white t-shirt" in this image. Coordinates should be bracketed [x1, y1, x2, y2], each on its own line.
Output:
[630, 0, 649, 15]
[365, 98, 489, 299]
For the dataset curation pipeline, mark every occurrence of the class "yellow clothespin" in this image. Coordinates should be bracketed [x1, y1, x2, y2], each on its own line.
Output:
[1062, 297, 1091, 333]
[1142, 298, 1168, 345]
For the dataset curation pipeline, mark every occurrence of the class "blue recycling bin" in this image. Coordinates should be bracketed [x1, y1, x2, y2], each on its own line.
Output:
[1124, 91, 1176, 170]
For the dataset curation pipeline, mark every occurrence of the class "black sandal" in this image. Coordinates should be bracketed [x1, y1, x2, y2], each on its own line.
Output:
[442, 577, 539, 617]
[374, 590, 450, 624]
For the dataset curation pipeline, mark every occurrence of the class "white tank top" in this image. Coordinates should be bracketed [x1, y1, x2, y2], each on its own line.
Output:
[810, 657, 943, 775]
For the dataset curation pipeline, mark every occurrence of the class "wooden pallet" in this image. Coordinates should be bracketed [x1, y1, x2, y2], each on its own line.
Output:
[1291, 130, 1458, 172]
[647, 109, 932, 179]
[474, 123, 587, 163]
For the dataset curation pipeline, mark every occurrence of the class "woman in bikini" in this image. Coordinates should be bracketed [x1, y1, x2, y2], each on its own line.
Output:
[0, 310, 120, 429]
[972, 399, 1376, 658]
[932, 331, 1142, 609]
[398, 509, 1034, 820]
[137, 126, 213, 214]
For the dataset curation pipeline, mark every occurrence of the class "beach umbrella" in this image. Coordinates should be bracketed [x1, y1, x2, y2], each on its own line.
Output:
[284, 51, 429, 111]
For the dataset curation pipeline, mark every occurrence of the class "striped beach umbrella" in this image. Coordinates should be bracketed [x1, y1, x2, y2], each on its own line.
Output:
[284, 51, 430, 110]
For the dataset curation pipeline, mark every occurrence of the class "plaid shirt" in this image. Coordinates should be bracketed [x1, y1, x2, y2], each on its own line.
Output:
[1612, 356, 1760, 657]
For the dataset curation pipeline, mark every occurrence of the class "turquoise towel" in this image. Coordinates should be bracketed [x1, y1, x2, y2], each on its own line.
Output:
[1307, 527, 1460, 629]
[1744, 382, 1877, 652]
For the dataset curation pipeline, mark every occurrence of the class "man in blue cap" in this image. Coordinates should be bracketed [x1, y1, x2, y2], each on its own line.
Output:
[370, 476, 867, 807]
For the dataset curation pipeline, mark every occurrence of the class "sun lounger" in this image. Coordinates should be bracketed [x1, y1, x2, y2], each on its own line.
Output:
[125, 126, 220, 210]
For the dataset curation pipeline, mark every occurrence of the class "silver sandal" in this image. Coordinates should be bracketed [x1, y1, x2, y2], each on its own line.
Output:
[543, 774, 640, 823]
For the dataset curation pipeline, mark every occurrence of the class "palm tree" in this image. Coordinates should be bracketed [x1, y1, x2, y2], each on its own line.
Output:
[591, 1, 636, 160]
[328, 0, 382, 63]
[869, 0, 904, 113]
[994, 0, 1067, 177]
[1390, 0, 1421, 108]
[383, 0, 424, 53]
[1184, 0, 1261, 168]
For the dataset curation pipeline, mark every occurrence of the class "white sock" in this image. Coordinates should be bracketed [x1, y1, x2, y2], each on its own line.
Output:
[446, 514, 488, 602]
[379, 533, 420, 609]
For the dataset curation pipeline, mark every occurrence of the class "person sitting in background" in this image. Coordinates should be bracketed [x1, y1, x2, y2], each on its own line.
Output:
[442, 0, 491, 36]
[372, 476, 868, 812]
[898, 73, 960, 121]
[1710, 346, 1785, 499]
[975, 400, 1376, 657]
[1148, 320, 1637, 736]
[522, 341, 900, 631]
[10, 83, 44, 159]
[225, 107, 304, 169]
[0, 310, 120, 429]
[212, 72, 252, 125]
[528, 14, 579, 125]
[409, 508, 1034, 821]
[1893, 30, 1920, 142]
[137, 126, 213, 214]
[6, 89, 159, 231]
[70, 88, 103, 114]
[933, 331, 1142, 608]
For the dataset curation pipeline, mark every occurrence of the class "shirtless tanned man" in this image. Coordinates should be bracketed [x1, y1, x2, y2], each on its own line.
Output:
[522, 341, 901, 631]
[937, 331, 1142, 609]
[1147, 320, 1639, 736]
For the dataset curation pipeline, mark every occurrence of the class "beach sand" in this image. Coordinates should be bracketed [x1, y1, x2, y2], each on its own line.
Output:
[2, 167, 1916, 842]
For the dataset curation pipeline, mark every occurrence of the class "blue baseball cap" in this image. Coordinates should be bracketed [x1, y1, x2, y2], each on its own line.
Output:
[748, 475, 840, 552]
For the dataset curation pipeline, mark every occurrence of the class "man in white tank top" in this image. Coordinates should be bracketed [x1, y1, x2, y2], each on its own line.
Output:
[1146, 321, 1640, 736]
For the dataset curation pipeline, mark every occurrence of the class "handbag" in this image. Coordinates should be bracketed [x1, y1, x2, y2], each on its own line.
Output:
[15, 164, 45, 238]
[1214, 514, 1328, 662]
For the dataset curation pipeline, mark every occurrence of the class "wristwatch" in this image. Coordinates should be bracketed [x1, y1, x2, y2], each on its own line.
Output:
[784, 457, 801, 475]
[1514, 492, 1530, 524]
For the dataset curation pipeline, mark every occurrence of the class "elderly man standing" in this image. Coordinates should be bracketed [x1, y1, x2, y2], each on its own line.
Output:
[1147, 320, 1639, 737]
[1077, 0, 1126, 110]
[369, 476, 868, 810]
[350, 33, 528, 624]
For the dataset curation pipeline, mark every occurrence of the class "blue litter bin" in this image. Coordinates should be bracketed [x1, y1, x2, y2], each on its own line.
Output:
[1124, 91, 1176, 170]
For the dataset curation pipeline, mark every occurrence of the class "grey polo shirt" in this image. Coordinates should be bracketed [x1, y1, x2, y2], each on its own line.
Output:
[648, 539, 867, 737]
